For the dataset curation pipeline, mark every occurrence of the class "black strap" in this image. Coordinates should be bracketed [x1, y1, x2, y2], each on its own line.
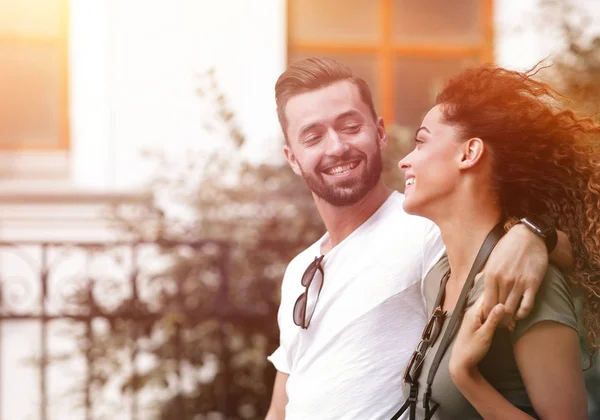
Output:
[424, 222, 505, 403]
[390, 380, 417, 420]
[390, 221, 505, 420]
[424, 400, 439, 420]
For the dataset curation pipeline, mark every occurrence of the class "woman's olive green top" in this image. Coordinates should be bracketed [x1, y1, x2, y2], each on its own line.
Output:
[408, 255, 578, 419]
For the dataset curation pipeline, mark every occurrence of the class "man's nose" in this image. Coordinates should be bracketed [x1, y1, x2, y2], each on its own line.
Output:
[325, 129, 349, 156]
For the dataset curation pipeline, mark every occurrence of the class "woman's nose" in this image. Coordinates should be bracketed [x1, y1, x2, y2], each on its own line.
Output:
[398, 157, 410, 171]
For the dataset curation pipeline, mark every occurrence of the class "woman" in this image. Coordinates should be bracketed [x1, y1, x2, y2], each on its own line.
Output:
[396, 65, 599, 419]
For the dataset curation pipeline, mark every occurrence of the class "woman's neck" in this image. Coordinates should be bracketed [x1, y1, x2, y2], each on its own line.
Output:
[434, 192, 503, 286]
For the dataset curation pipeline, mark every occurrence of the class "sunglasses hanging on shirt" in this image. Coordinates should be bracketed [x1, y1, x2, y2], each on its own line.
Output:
[293, 255, 325, 329]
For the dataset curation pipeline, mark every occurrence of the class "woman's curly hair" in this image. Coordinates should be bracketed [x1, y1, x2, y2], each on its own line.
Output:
[436, 64, 600, 361]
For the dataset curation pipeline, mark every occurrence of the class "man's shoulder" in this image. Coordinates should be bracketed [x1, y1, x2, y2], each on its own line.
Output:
[283, 238, 323, 282]
[288, 244, 320, 270]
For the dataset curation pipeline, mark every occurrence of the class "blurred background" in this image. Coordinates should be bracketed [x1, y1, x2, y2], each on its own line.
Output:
[0, 0, 598, 419]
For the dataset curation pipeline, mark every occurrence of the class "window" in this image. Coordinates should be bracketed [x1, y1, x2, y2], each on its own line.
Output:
[287, 0, 494, 127]
[0, 0, 69, 151]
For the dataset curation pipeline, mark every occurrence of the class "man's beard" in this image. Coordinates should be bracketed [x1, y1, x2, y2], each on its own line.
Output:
[300, 144, 383, 207]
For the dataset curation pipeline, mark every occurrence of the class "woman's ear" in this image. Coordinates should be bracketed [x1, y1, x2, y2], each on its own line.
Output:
[458, 137, 485, 170]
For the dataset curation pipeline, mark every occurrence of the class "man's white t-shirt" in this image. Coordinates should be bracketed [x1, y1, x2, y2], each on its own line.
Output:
[268, 191, 445, 420]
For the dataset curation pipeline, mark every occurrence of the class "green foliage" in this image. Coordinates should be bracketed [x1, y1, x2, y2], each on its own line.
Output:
[536, 0, 600, 120]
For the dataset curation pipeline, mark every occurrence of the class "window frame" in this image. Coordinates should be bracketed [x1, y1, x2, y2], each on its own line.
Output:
[287, 0, 495, 124]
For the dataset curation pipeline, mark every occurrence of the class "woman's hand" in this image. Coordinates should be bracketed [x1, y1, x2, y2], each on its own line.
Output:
[449, 297, 506, 379]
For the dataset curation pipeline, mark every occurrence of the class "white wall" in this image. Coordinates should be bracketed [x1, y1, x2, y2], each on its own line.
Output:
[70, 0, 287, 190]
[68, 0, 600, 193]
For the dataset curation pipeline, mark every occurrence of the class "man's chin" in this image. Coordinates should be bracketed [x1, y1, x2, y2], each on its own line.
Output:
[319, 186, 371, 207]
[303, 163, 381, 207]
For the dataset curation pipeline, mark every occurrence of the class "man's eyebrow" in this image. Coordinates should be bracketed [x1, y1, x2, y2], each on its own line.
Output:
[334, 110, 362, 122]
[415, 126, 430, 136]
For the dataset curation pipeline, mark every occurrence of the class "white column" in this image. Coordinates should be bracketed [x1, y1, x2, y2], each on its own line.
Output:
[69, 0, 115, 189]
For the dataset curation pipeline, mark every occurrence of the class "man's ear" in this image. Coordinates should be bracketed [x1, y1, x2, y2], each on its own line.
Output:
[458, 137, 485, 170]
[283, 144, 303, 176]
[376, 116, 388, 150]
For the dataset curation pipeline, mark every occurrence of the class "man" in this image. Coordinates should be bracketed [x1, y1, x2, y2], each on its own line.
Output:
[265, 57, 572, 420]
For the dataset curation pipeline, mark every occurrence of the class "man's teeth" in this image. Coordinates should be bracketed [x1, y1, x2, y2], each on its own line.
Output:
[406, 178, 415, 186]
[326, 161, 358, 175]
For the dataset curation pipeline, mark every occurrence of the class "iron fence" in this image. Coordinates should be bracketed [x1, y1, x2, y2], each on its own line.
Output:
[0, 239, 273, 420]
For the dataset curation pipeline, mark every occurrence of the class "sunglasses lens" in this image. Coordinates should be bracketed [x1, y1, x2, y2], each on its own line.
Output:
[404, 308, 446, 385]
[304, 268, 323, 326]
[423, 307, 444, 339]
[293, 293, 307, 327]
[403, 352, 417, 384]
[295, 256, 324, 329]
[430, 319, 442, 344]
[301, 265, 315, 287]
[430, 309, 445, 343]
